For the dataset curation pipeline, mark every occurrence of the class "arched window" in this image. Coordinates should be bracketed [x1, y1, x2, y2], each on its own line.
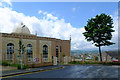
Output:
[60, 46, 62, 52]
[56, 46, 59, 58]
[43, 45, 48, 62]
[7, 43, 14, 60]
[56, 45, 59, 63]
[26, 44, 33, 60]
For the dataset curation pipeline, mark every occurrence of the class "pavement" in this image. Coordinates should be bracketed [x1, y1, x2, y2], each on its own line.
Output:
[0, 66, 17, 71]
[1, 65, 64, 77]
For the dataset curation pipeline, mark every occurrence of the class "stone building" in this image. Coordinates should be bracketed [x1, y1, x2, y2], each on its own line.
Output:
[0, 23, 71, 66]
[102, 51, 118, 62]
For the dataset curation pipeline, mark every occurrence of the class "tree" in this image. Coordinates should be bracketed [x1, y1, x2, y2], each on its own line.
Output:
[95, 56, 98, 61]
[83, 13, 115, 62]
[62, 52, 65, 57]
[18, 40, 25, 56]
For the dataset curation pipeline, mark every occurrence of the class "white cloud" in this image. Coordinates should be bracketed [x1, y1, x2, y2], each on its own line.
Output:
[0, 1, 118, 51]
[0, 6, 95, 50]
[72, 8, 76, 12]
[43, 12, 48, 15]
[3, 0, 12, 6]
[38, 10, 42, 14]
[101, 12, 118, 51]
[0, 0, 12, 7]
[0, 2, 2, 6]
[46, 13, 58, 20]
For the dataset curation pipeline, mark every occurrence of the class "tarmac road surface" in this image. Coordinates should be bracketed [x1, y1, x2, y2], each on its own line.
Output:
[2, 65, 119, 79]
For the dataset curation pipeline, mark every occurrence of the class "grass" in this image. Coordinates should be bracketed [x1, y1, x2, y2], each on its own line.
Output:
[17, 64, 29, 69]
[2, 61, 29, 69]
[2, 61, 10, 66]
[69, 61, 120, 65]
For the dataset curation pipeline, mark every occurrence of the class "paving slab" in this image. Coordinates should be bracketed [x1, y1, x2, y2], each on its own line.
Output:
[0, 66, 17, 71]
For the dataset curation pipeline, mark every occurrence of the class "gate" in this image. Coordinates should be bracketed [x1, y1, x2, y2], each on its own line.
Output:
[53, 57, 57, 65]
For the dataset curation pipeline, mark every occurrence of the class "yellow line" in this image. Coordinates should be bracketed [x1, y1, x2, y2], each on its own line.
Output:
[1, 67, 64, 79]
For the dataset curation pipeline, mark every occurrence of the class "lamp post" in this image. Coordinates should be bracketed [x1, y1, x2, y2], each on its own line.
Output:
[21, 23, 25, 70]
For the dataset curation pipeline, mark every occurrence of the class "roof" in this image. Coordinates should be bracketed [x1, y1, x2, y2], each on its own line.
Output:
[12, 23, 31, 35]
[12, 26, 31, 35]
[104, 51, 119, 58]
[0, 33, 70, 41]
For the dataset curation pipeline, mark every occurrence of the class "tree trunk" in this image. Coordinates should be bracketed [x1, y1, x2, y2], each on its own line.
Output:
[99, 46, 102, 62]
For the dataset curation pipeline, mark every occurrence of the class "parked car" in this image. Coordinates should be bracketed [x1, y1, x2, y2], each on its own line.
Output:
[112, 59, 118, 62]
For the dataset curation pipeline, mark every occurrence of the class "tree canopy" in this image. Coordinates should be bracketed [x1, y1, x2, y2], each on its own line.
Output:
[83, 13, 115, 47]
[83, 13, 115, 62]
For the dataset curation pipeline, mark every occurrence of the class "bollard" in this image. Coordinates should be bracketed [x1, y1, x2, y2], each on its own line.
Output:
[13, 53, 15, 64]
[118, 51, 120, 62]
[94, 56, 95, 63]
[82, 56, 85, 63]
[73, 56, 75, 61]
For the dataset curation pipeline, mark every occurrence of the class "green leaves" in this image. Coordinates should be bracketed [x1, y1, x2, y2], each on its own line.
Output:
[83, 13, 115, 47]
[18, 40, 26, 54]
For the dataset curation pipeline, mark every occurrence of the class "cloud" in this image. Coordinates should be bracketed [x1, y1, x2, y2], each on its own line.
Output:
[0, 7, 95, 50]
[43, 12, 48, 15]
[101, 11, 118, 51]
[38, 10, 42, 14]
[0, 0, 12, 7]
[72, 8, 76, 12]
[0, 1, 118, 51]
[3, 0, 12, 6]
[0, 2, 2, 6]
[46, 13, 58, 20]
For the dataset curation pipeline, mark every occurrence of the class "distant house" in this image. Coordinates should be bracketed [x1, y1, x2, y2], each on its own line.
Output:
[102, 51, 119, 62]
[85, 55, 92, 60]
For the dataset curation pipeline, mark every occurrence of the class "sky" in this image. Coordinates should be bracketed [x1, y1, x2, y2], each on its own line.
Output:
[0, 0, 119, 51]
[12, 2, 117, 28]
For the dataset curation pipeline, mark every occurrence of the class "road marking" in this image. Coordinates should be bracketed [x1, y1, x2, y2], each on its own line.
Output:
[1, 66, 64, 79]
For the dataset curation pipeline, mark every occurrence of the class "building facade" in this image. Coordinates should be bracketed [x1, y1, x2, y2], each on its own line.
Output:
[0, 24, 71, 65]
[102, 51, 118, 62]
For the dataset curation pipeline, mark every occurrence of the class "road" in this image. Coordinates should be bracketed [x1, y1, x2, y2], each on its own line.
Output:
[2, 65, 119, 79]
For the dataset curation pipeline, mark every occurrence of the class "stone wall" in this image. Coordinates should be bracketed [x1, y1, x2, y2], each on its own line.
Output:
[61, 40, 71, 57]
[1, 33, 71, 65]
[28, 62, 53, 67]
[23, 39, 37, 59]
[51, 39, 71, 63]
[102, 52, 112, 62]
[40, 40, 52, 62]
[2, 37, 19, 61]
[1, 36, 37, 63]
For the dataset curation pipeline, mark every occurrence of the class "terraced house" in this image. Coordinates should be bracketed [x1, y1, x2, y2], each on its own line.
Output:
[0, 23, 71, 66]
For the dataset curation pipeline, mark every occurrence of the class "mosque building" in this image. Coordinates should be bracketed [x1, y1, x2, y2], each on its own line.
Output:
[0, 23, 71, 66]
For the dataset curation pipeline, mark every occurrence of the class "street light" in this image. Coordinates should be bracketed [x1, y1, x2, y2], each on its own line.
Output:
[21, 22, 25, 70]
